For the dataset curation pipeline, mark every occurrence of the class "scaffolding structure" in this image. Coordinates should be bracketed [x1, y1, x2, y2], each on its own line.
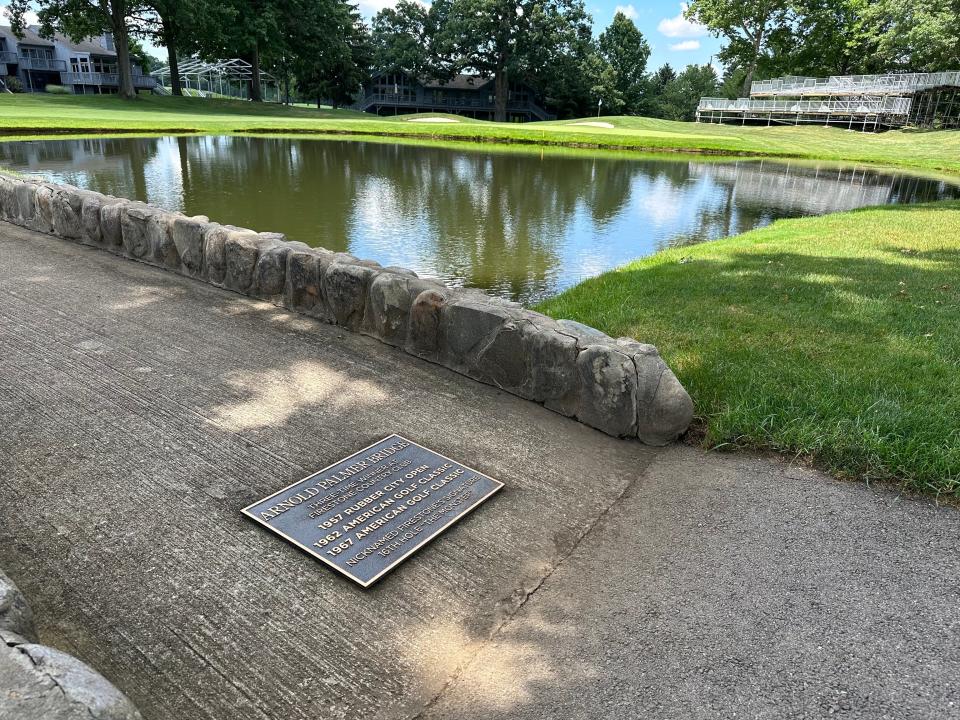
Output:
[150, 58, 280, 101]
[697, 70, 960, 130]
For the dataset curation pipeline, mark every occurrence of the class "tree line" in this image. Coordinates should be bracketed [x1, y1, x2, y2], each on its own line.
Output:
[6, 0, 958, 118]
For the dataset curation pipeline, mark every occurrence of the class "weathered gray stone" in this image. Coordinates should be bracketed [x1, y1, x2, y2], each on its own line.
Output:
[0, 642, 142, 720]
[0, 175, 15, 220]
[252, 237, 291, 302]
[170, 215, 209, 276]
[51, 186, 85, 240]
[556, 318, 613, 348]
[364, 273, 439, 346]
[15, 181, 37, 226]
[224, 230, 264, 294]
[33, 184, 56, 234]
[322, 261, 377, 330]
[120, 204, 158, 258]
[526, 321, 579, 416]
[618, 338, 694, 445]
[148, 212, 181, 269]
[575, 344, 638, 437]
[439, 294, 520, 370]
[0, 568, 36, 642]
[405, 288, 451, 358]
[283, 247, 334, 319]
[99, 201, 125, 248]
[80, 194, 118, 246]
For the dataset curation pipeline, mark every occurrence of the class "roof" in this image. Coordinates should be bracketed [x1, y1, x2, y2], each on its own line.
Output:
[422, 74, 493, 91]
[0, 24, 54, 47]
[53, 32, 115, 57]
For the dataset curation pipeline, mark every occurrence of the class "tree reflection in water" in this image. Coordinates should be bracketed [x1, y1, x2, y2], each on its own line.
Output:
[1, 137, 956, 303]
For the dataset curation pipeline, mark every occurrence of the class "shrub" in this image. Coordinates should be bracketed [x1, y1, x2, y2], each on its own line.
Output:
[3, 76, 23, 93]
[45, 84, 73, 94]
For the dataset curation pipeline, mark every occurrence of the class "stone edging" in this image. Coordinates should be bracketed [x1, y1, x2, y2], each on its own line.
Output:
[0, 567, 143, 719]
[0, 173, 693, 444]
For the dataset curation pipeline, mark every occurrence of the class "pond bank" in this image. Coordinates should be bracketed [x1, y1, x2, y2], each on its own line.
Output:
[539, 200, 960, 497]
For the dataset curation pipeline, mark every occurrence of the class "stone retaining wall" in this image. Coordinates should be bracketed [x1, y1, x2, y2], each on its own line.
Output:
[0, 567, 142, 719]
[0, 173, 693, 444]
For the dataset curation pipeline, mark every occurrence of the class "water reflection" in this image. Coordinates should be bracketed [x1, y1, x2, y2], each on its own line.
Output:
[2, 136, 956, 303]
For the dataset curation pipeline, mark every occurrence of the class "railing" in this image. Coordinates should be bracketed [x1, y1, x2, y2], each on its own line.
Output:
[62, 72, 157, 88]
[697, 96, 912, 115]
[0, 50, 18, 64]
[751, 71, 960, 97]
[16, 56, 67, 72]
[356, 92, 552, 118]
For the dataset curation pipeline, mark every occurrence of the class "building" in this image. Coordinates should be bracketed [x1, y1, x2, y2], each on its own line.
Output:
[696, 71, 960, 130]
[0, 25, 155, 94]
[353, 72, 554, 122]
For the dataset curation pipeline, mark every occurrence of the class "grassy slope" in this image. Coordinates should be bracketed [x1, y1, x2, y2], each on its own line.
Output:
[0, 94, 959, 175]
[539, 203, 960, 496]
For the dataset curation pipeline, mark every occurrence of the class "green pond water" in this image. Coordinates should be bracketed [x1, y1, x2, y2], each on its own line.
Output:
[2, 135, 957, 303]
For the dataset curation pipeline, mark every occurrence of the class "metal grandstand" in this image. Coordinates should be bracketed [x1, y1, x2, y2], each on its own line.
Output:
[150, 58, 280, 101]
[697, 70, 960, 130]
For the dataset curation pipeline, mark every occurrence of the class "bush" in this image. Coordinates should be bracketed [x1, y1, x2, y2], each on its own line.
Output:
[3, 76, 23, 93]
[44, 84, 73, 94]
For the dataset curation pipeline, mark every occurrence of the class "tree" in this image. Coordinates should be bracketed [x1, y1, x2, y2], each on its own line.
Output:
[860, 0, 960, 71]
[293, 2, 373, 107]
[371, 0, 435, 77]
[7, 0, 142, 99]
[597, 11, 650, 114]
[656, 63, 719, 120]
[684, 0, 792, 96]
[432, 0, 592, 121]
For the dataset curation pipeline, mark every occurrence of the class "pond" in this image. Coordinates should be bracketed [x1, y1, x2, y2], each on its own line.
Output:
[2, 136, 957, 303]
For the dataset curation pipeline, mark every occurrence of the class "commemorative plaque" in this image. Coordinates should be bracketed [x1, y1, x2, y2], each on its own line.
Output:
[242, 435, 503, 587]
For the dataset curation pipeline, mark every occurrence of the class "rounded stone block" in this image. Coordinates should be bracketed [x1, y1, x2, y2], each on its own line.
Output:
[284, 247, 332, 318]
[575, 344, 639, 437]
[0, 568, 36, 642]
[224, 230, 264, 294]
[364, 273, 440, 347]
[252, 238, 292, 301]
[323, 261, 377, 330]
[620, 339, 694, 445]
[406, 288, 451, 358]
[99, 201, 125, 248]
[119, 204, 158, 258]
[0, 642, 142, 720]
[439, 294, 521, 371]
[170, 215, 210, 276]
[50, 186, 85, 240]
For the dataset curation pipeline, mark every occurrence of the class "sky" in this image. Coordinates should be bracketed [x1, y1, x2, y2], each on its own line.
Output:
[3, 0, 723, 74]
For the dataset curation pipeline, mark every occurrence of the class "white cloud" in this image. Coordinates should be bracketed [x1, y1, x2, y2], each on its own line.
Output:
[670, 39, 701, 51]
[356, 0, 429, 19]
[614, 4, 638, 20]
[1, 4, 40, 26]
[657, 3, 708, 38]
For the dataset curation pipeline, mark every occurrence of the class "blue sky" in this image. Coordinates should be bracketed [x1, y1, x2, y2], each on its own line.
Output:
[4, 0, 724, 73]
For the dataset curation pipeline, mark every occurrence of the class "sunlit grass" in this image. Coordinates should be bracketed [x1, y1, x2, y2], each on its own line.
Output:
[0, 94, 958, 176]
[538, 202, 960, 497]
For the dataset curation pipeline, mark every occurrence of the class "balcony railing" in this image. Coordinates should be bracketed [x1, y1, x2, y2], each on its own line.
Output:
[0, 50, 18, 64]
[750, 71, 960, 97]
[17, 56, 67, 72]
[697, 96, 912, 116]
[62, 71, 157, 88]
[357, 92, 550, 118]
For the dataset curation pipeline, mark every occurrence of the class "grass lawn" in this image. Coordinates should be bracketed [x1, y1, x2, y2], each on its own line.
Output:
[0, 94, 959, 176]
[538, 202, 960, 497]
[2, 92, 959, 495]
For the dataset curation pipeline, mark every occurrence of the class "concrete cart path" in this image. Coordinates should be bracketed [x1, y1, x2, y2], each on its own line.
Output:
[0, 223, 957, 720]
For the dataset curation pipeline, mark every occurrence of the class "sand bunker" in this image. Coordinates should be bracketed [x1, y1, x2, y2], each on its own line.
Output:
[568, 121, 615, 128]
[407, 117, 461, 123]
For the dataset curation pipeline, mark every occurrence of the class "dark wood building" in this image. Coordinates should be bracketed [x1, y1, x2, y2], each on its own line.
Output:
[354, 72, 554, 122]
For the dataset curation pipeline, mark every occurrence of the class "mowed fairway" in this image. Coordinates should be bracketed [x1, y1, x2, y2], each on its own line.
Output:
[1, 94, 959, 176]
[539, 202, 960, 497]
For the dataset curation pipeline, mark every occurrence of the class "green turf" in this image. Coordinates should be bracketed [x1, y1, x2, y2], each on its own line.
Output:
[0, 94, 958, 176]
[538, 202, 960, 497]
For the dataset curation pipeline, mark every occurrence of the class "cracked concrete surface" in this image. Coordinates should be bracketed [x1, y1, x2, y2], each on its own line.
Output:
[2, 223, 959, 720]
